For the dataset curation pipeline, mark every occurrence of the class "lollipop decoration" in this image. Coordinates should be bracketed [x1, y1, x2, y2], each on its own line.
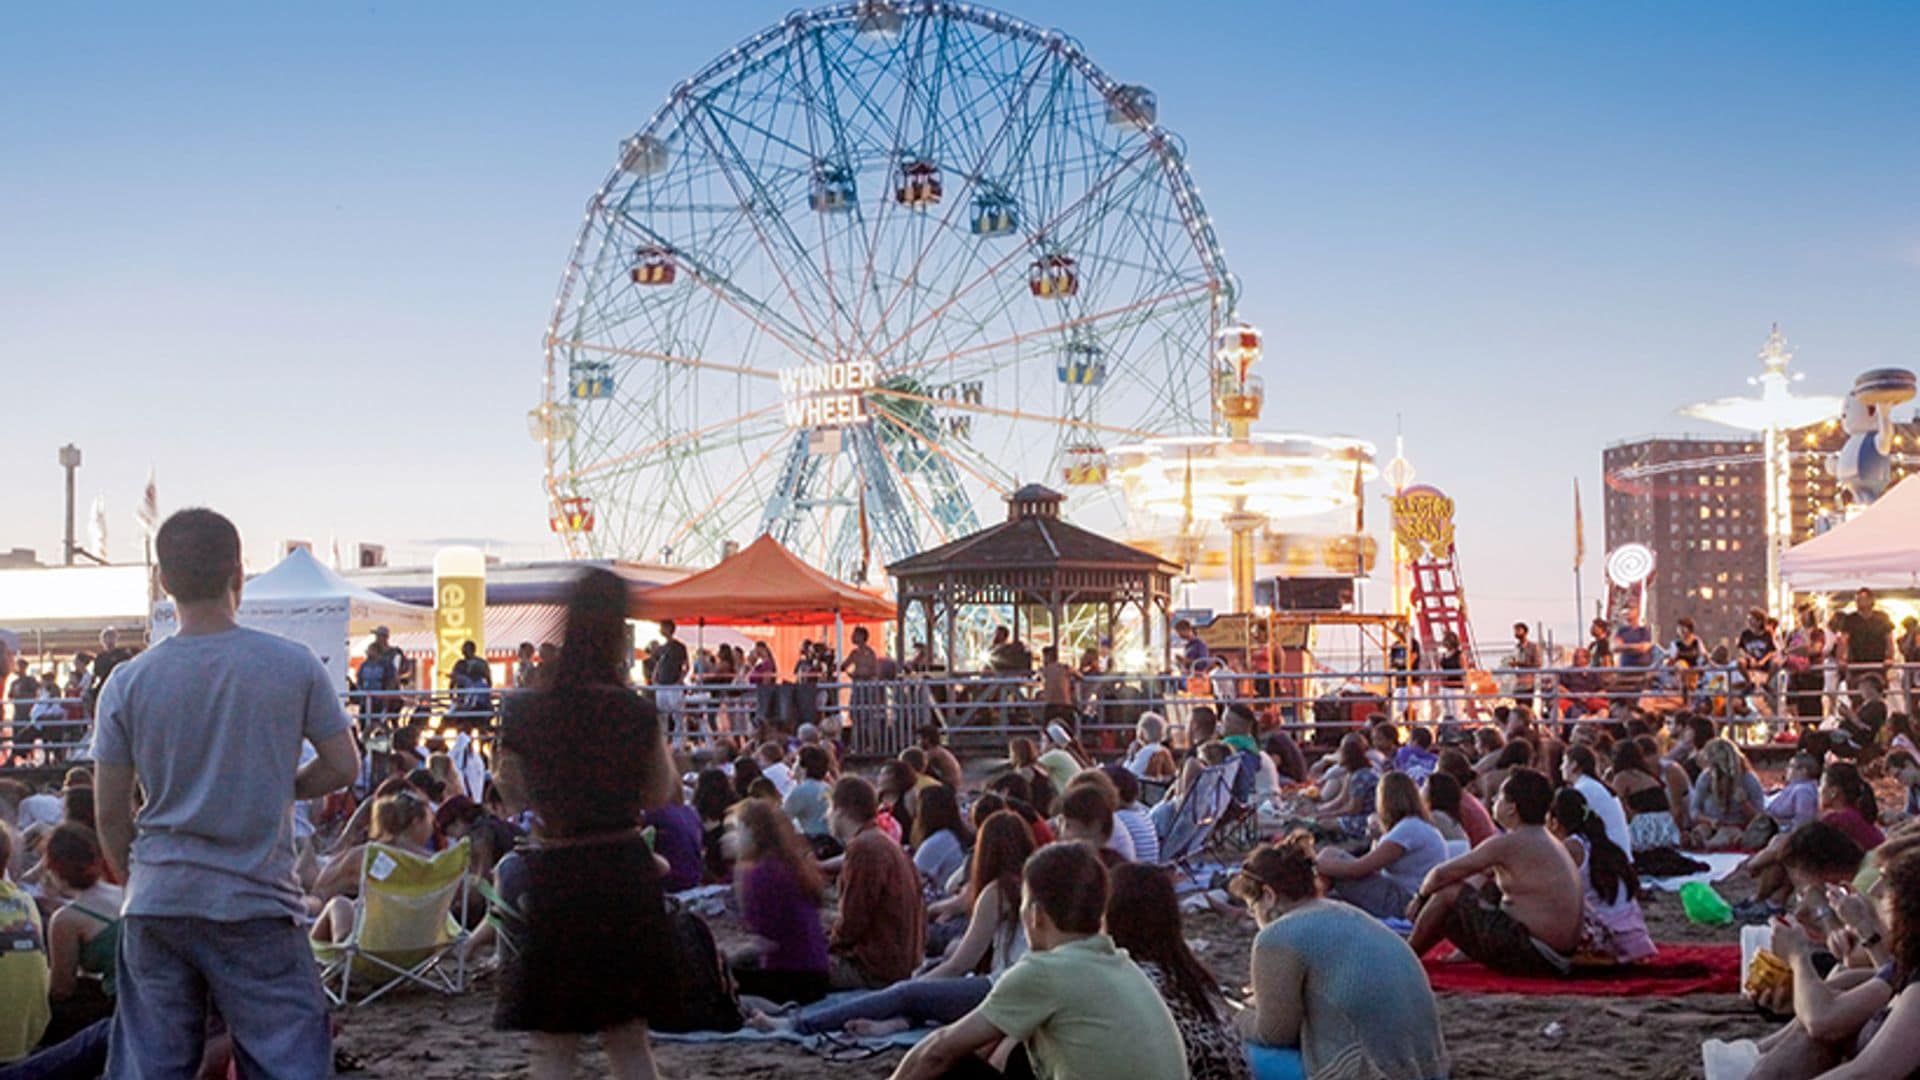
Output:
[1606, 543, 1656, 588]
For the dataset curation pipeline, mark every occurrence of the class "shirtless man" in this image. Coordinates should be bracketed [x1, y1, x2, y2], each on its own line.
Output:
[1406, 767, 1583, 976]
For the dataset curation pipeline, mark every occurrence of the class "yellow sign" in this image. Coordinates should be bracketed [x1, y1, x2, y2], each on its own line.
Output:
[1391, 485, 1456, 561]
[433, 547, 486, 689]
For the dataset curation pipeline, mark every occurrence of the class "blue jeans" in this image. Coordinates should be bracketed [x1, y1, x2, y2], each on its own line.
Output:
[107, 916, 331, 1080]
[792, 976, 992, 1034]
[0, 1020, 111, 1080]
[1247, 1044, 1305, 1080]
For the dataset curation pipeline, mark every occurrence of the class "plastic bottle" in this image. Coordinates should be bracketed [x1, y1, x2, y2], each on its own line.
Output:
[1681, 881, 1734, 926]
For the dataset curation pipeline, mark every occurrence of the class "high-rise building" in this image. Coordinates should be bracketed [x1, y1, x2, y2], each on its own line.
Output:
[1602, 421, 1919, 643]
[1603, 436, 1763, 642]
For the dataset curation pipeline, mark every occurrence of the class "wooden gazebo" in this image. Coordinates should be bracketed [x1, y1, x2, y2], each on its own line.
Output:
[887, 484, 1178, 671]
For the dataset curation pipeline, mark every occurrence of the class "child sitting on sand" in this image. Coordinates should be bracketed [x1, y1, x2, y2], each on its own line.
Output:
[1547, 789, 1654, 964]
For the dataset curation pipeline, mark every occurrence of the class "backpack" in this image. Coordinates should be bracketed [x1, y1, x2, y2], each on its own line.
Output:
[649, 903, 743, 1033]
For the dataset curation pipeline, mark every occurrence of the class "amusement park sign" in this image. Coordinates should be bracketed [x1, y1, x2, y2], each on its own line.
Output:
[1390, 484, 1457, 561]
[780, 360, 878, 429]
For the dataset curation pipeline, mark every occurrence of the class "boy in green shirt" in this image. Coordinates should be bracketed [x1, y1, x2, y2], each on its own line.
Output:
[890, 842, 1189, 1080]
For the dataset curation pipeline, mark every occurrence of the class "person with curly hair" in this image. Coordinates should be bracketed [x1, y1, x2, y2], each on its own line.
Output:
[1233, 833, 1447, 1080]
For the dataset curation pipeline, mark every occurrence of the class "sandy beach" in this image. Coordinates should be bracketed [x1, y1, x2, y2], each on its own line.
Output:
[334, 869, 1777, 1079]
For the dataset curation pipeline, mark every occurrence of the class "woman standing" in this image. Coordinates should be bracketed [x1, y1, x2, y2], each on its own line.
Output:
[495, 569, 678, 1080]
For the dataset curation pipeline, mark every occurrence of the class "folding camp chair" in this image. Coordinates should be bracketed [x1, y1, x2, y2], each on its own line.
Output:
[313, 838, 472, 1006]
[1155, 759, 1239, 878]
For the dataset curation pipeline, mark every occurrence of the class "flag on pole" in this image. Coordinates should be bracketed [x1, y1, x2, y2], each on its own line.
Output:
[1353, 455, 1366, 577]
[136, 468, 159, 538]
[1573, 477, 1586, 571]
[90, 495, 109, 561]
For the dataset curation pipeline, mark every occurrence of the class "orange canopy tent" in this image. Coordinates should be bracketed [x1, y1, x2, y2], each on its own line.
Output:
[630, 534, 896, 626]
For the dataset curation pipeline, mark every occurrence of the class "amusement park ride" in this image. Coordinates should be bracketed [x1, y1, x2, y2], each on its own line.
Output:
[527, 0, 1462, 671]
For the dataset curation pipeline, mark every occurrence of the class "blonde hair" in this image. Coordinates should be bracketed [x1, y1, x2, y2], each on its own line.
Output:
[1699, 738, 1749, 806]
[370, 792, 430, 844]
[1376, 771, 1429, 827]
[427, 754, 462, 799]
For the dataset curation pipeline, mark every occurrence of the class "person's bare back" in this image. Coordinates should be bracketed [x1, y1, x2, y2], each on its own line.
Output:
[1483, 826, 1582, 953]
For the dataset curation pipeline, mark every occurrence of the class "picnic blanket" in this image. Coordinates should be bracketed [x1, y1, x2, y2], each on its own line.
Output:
[653, 990, 930, 1052]
[1422, 943, 1740, 997]
[1642, 852, 1747, 893]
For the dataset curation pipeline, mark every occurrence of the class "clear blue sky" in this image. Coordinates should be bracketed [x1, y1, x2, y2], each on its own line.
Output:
[4, 1, 1915, 643]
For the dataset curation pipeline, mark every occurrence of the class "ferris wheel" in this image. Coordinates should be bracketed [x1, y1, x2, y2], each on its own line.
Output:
[534, 0, 1236, 581]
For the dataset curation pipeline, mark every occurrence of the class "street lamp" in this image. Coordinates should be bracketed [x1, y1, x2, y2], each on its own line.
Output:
[1678, 326, 1840, 618]
[58, 444, 82, 566]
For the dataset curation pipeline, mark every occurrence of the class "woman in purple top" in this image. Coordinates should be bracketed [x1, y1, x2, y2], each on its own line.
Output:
[643, 786, 705, 893]
[727, 799, 830, 1005]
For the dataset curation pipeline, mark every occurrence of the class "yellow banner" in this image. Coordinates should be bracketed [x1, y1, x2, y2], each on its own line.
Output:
[433, 547, 486, 688]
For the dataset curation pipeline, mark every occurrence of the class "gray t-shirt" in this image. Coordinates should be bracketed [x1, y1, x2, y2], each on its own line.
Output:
[1380, 816, 1449, 896]
[92, 626, 351, 921]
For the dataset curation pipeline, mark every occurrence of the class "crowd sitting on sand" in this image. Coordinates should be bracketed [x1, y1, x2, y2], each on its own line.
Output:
[5, 521, 1920, 1077]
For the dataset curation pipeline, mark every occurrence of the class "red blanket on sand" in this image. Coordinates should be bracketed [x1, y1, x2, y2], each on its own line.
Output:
[1421, 943, 1739, 997]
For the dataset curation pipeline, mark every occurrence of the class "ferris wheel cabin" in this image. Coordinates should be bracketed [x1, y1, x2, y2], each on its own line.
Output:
[1057, 340, 1107, 386]
[895, 160, 943, 208]
[971, 194, 1018, 237]
[1106, 85, 1157, 127]
[629, 246, 677, 286]
[810, 166, 857, 213]
[1028, 253, 1079, 298]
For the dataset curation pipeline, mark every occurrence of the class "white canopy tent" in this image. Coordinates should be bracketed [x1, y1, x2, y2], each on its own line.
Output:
[1781, 478, 1920, 592]
[150, 547, 431, 691]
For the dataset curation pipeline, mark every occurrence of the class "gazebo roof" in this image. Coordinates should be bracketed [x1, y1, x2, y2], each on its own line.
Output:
[887, 485, 1176, 578]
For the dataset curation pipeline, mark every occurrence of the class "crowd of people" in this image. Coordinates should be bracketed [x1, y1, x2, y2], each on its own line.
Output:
[8, 512, 1920, 1078]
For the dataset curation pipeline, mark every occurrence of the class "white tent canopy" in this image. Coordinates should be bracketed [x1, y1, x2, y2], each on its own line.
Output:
[150, 547, 431, 690]
[1781, 477, 1920, 592]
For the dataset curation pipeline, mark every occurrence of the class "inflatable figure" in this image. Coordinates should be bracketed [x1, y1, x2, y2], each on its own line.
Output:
[1831, 368, 1917, 506]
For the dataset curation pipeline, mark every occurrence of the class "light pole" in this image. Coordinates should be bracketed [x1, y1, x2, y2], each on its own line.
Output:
[59, 444, 82, 566]
[1679, 326, 1840, 620]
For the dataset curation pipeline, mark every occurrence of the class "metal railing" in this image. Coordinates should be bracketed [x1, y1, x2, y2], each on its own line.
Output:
[3, 660, 1901, 770]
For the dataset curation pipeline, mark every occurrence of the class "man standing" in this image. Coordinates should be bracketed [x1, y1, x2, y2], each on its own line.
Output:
[1508, 622, 1543, 704]
[6, 659, 36, 756]
[514, 641, 538, 689]
[84, 628, 134, 715]
[652, 620, 689, 735]
[1838, 586, 1895, 703]
[92, 508, 360, 1076]
[1174, 618, 1209, 673]
[451, 639, 493, 724]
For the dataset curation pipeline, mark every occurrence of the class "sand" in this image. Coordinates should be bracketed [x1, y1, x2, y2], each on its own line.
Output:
[333, 871, 1777, 1079]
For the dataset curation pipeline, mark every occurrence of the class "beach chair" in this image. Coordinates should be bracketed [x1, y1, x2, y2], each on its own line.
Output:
[313, 838, 473, 1006]
[1156, 759, 1239, 877]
